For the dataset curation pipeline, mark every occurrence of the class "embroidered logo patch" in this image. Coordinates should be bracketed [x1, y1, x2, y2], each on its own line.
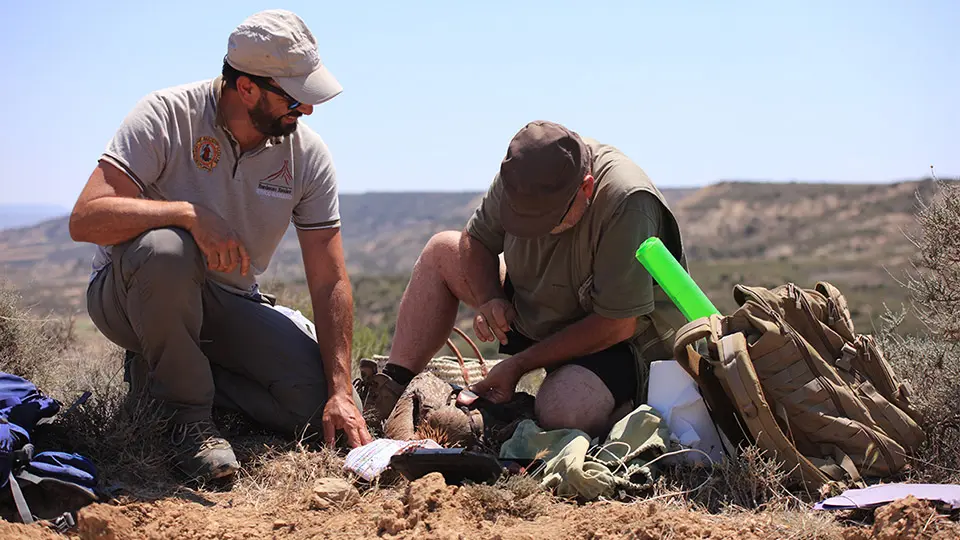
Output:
[256, 160, 294, 199]
[193, 136, 221, 171]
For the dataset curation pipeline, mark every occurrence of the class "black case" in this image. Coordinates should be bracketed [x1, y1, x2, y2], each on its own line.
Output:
[389, 448, 504, 485]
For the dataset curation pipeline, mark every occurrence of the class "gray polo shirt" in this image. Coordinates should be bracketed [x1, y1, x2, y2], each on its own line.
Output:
[91, 76, 340, 296]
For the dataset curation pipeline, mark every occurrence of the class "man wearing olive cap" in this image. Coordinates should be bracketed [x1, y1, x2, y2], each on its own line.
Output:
[70, 9, 371, 483]
[361, 121, 688, 438]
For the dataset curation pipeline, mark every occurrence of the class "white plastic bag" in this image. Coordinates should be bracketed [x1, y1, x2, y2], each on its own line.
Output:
[647, 360, 726, 465]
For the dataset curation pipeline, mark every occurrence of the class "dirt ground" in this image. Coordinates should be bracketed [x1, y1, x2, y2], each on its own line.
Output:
[1, 473, 957, 540]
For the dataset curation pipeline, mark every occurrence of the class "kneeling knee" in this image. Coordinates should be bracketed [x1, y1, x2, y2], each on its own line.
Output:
[124, 227, 203, 283]
[417, 231, 462, 269]
[534, 365, 615, 437]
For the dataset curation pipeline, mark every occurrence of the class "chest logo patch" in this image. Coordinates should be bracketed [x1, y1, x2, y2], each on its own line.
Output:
[256, 160, 294, 200]
[193, 136, 221, 171]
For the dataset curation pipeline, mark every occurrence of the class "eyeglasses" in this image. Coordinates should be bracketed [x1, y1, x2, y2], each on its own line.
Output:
[250, 77, 302, 110]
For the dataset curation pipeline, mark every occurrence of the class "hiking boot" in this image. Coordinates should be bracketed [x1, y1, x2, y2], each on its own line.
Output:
[170, 419, 240, 482]
[353, 358, 380, 407]
[355, 362, 406, 426]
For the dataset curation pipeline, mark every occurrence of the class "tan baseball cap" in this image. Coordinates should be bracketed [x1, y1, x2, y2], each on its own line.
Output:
[226, 10, 342, 105]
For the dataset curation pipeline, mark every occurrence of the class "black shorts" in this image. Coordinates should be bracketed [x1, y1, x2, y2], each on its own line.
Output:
[499, 276, 638, 407]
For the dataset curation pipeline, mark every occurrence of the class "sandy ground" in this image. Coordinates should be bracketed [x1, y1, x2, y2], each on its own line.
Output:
[1, 473, 957, 540]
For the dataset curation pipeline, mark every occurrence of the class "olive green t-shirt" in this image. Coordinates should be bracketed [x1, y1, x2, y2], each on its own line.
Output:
[465, 137, 688, 363]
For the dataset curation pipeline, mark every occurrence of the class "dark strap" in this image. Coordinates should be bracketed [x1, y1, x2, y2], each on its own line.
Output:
[8, 471, 80, 532]
[61, 391, 93, 417]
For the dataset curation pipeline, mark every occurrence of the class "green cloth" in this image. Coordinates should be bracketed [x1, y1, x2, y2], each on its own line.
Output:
[499, 405, 670, 500]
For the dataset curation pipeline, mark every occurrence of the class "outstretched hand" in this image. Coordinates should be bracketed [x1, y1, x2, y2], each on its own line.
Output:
[322, 392, 373, 448]
[468, 357, 523, 405]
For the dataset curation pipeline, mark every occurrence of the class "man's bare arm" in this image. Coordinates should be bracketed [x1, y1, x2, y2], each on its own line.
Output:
[459, 230, 517, 344]
[468, 313, 637, 403]
[298, 226, 354, 397]
[69, 160, 250, 275]
[512, 313, 637, 374]
[69, 160, 196, 246]
[297, 226, 371, 447]
[459, 230, 505, 305]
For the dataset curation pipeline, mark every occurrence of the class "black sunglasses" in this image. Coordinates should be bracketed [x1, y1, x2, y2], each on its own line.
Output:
[249, 77, 302, 110]
[556, 187, 581, 227]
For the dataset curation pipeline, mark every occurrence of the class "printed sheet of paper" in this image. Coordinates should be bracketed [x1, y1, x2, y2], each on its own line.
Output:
[344, 438, 442, 481]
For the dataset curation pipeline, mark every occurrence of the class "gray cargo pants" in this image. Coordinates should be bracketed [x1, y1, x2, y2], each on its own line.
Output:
[86, 227, 338, 436]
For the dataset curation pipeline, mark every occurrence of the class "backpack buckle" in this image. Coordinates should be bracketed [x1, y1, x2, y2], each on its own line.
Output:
[49, 512, 77, 533]
[11, 444, 35, 468]
[900, 381, 914, 400]
[837, 343, 857, 371]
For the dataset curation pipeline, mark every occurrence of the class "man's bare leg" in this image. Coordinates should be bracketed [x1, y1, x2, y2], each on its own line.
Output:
[388, 231, 485, 373]
[362, 231, 503, 420]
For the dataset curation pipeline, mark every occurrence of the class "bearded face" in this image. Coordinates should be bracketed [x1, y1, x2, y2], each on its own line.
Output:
[248, 93, 302, 137]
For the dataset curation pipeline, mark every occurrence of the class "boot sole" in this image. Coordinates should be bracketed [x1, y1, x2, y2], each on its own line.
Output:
[177, 460, 241, 483]
[207, 462, 241, 480]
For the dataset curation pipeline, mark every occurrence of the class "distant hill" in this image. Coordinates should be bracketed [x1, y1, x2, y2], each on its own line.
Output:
[0, 180, 949, 334]
[0, 204, 69, 231]
[676, 180, 936, 262]
[0, 188, 694, 289]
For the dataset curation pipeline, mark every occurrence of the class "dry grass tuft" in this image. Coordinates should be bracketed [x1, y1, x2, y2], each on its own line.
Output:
[38, 347, 180, 494]
[648, 446, 803, 514]
[460, 473, 554, 521]
[641, 450, 855, 539]
[231, 439, 352, 509]
[735, 507, 850, 540]
[1, 282, 179, 494]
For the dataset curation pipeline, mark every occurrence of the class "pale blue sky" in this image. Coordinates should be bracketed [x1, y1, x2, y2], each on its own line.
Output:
[1, 1, 957, 208]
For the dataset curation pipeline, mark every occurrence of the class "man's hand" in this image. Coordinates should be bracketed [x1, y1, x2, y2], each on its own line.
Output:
[474, 298, 516, 344]
[322, 392, 373, 448]
[187, 204, 251, 275]
[468, 357, 523, 404]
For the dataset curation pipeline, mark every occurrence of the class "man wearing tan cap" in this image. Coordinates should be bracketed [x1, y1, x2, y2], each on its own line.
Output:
[69, 9, 371, 483]
[361, 121, 688, 438]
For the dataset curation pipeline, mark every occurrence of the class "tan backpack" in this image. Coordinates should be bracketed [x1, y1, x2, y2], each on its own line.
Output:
[672, 281, 925, 492]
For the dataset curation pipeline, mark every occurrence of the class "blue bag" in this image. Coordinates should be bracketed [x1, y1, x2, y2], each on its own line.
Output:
[0, 372, 98, 531]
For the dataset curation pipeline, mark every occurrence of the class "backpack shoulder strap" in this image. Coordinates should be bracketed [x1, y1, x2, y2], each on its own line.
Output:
[815, 281, 856, 340]
[715, 332, 834, 490]
[672, 315, 724, 377]
[7, 470, 34, 525]
[671, 315, 749, 455]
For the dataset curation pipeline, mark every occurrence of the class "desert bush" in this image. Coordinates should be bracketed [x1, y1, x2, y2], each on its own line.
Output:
[0, 282, 75, 388]
[876, 176, 960, 484]
[876, 314, 960, 484]
[0, 281, 177, 491]
[902, 177, 960, 341]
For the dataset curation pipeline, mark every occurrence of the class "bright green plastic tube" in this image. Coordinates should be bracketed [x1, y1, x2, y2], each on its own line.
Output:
[635, 237, 720, 321]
